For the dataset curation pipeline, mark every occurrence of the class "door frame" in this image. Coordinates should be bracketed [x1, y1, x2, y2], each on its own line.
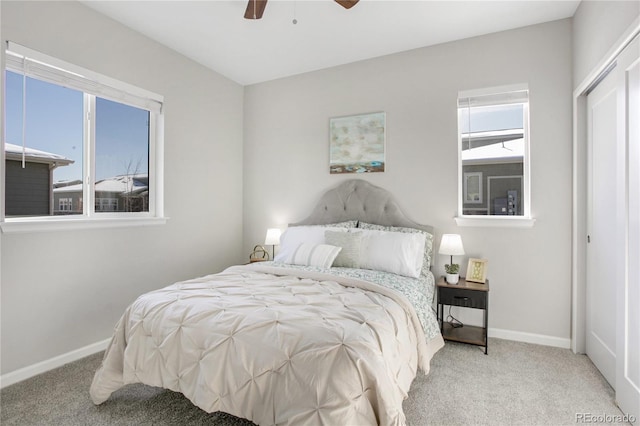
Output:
[572, 17, 640, 354]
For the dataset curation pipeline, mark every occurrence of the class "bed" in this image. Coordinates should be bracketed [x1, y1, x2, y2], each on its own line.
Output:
[90, 179, 444, 425]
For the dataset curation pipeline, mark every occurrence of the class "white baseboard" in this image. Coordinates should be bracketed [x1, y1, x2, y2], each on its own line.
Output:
[489, 327, 571, 349]
[0, 328, 571, 389]
[0, 338, 110, 389]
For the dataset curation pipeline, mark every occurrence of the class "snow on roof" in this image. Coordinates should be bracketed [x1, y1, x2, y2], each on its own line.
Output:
[462, 138, 524, 164]
[54, 174, 148, 194]
[461, 128, 524, 143]
[52, 182, 82, 193]
[5, 142, 74, 165]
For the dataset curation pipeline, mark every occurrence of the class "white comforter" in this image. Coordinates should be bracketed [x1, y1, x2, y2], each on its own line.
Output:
[90, 264, 443, 425]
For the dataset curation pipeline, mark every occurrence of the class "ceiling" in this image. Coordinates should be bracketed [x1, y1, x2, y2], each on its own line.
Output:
[81, 0, 581, 86]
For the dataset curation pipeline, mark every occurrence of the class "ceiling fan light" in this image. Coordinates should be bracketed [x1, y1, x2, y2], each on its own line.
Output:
[335, 0, 359, 9]
[244, 0, 359, 19]
[244, 0, 267, 20]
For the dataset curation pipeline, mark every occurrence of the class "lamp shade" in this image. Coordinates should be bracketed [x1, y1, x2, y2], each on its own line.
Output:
[439, 234, 465, 256]
[264, 228, 282, 246]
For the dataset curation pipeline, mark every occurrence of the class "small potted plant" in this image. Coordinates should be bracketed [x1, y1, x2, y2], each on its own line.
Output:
[445, 263, 460, 284]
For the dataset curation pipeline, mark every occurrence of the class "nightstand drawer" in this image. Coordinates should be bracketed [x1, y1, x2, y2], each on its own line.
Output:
[439, 287, 487, 309]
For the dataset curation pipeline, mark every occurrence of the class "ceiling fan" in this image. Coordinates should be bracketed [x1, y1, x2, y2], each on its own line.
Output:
[244, 0, 359, 20]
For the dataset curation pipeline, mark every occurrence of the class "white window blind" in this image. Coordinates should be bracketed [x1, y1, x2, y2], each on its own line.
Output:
[5, 41, 163, 114]
[458, 84, 529, 108]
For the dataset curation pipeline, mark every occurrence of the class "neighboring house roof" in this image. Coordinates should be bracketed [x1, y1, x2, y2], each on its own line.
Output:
[5, 142, 74, 166]
[54, 174, 148, 195]
[462, 138, 524, 164]
[461, 129, 523, 145]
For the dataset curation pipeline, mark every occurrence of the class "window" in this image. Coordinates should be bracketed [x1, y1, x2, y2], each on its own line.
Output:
[58, 198, 72, 213]
[2, 42, 164, 231]
[96, 198, 118, 212]
[456, 84, 533, 226]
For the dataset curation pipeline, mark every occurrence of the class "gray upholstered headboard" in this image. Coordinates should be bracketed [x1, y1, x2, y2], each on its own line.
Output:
[291, 179, 433, 236]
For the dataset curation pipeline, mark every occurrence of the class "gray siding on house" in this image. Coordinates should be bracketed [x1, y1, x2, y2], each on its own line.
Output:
[5, 159, 50, 216]
[462, 162, 524, 215]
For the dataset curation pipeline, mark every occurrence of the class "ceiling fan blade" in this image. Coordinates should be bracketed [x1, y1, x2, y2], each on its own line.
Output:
[244, 0, 267, 19]
[335, 0, 359, 9]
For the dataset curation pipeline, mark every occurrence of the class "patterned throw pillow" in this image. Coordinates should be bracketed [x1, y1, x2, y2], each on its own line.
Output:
[288, 243, 342, 268]
[325, 230, 363, 268]
[274, 226, 349, 263]
[357, 222, 434, 274]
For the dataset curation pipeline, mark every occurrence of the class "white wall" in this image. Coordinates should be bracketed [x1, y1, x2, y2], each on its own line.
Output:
[244, 19, 573, 344]
[0, 1, 244, 375]
[573, 0, 640, 88]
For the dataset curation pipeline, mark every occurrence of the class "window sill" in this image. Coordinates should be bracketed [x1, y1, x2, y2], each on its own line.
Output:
[454, 216, 536, 228]
[1, 216, 168, 233]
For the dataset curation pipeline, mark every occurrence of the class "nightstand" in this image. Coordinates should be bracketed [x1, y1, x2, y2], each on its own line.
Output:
[437, 276, 489, 354]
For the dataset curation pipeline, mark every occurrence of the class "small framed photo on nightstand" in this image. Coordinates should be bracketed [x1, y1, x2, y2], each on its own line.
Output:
[466, 258, 488, 283]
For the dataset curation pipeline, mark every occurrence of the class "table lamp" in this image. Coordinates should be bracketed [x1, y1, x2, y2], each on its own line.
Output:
[264, 228, 282, 260]
[439, 234, 465, 284]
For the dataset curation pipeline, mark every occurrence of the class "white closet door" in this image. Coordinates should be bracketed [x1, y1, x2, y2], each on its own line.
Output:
[616, 35, 640, 423]
[586, 35, 640, 420]
[586, 64, 618, 389]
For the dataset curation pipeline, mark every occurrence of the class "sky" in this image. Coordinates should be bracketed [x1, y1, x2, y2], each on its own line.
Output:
[5, 70, 149, 183]
[459, 104, 524, 134]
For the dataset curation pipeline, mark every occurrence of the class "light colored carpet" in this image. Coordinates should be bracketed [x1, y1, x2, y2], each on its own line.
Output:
[0, 338, 626, 425]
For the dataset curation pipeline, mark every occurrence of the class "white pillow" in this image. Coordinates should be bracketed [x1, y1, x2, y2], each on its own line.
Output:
[359, 229, 426, 278]
[287, 243, 342, 268]
[274, 226, 348, 263]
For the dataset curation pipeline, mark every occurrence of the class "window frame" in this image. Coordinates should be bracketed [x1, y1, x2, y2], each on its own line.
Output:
[455, 83, 535, 228]
[1, 42, 166, 233]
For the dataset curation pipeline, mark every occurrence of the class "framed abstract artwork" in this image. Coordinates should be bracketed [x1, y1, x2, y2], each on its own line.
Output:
[329, 112, 385, 174]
